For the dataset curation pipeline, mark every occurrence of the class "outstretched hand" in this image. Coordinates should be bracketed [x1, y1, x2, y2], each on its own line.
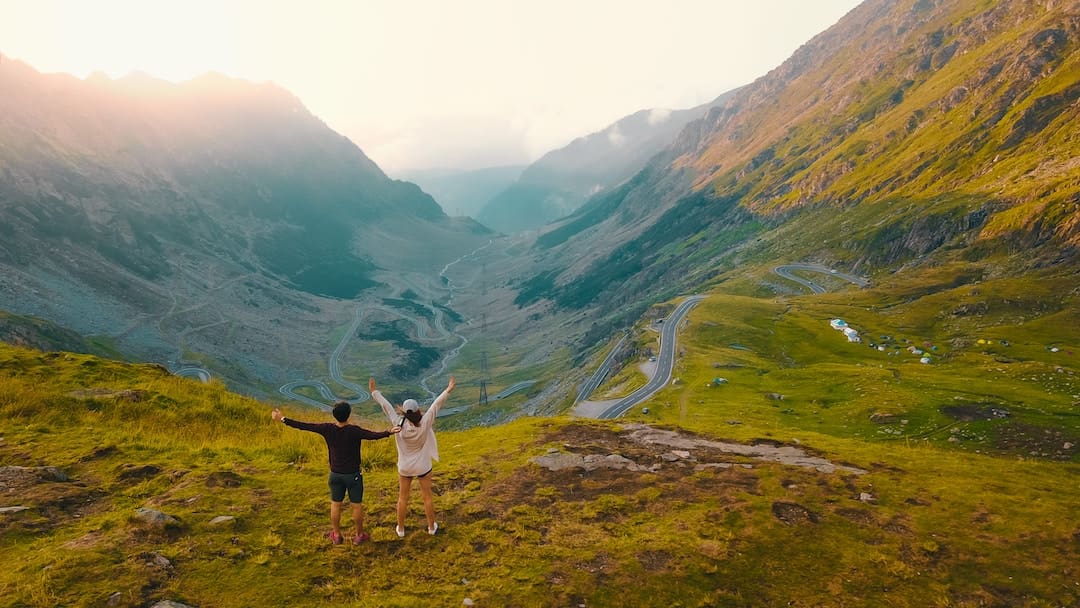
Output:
[368, 377, 376, 393]
[447, 376, 456, 392]
[271, 408, 283, 422]
[389, 426, 401, 434]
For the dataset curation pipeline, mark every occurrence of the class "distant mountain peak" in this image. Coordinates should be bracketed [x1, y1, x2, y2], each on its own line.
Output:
[475, 91, 736, 234]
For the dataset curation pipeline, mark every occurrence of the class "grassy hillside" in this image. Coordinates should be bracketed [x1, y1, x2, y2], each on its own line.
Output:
[657, 268, 1079, 459]
[2, 271, 1077, 608]
[514, 0, 1079, 324]
[0, 311, 123, 360]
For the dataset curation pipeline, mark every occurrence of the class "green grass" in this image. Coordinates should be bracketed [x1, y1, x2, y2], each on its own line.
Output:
[1, 258, 1078, 607]
[595, 361, 649, 399]
[626, 269, 1079, 458]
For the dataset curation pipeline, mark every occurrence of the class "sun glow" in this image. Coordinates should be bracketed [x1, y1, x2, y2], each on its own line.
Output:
[2, 0, 864, 171]
[6, 0, 261, 82]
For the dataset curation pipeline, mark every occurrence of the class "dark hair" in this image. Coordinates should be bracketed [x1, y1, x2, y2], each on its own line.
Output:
[332, 401, 351, 422]
[403, 409, 422, 426]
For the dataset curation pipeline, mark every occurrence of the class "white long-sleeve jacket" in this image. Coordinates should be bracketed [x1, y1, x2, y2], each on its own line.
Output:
[372, 386, 452, 477]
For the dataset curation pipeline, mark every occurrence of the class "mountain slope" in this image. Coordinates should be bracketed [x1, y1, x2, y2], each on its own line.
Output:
[0, 58, 491, 389]
[514, 0, 1080, 314]
[476, 95, 734, 234]
[0, 310, 120, 358]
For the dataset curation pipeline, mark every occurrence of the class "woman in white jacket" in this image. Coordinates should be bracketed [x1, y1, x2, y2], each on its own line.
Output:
[369, 376, 455, 537]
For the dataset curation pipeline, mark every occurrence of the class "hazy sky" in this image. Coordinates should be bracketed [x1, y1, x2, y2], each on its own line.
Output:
[1, 0, 862, 173]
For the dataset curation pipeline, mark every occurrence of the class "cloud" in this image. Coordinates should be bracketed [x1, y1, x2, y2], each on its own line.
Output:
[607, 125, 626, 147]
[647, 108, 672, 126]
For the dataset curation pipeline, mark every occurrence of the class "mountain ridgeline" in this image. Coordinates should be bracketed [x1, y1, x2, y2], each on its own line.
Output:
[475, 96, 734, 234]
[515, 0, 1080, 314]
[0, 0, 1077, 396]
[0, 58, 491, 388]
[0, 60, 466, 299]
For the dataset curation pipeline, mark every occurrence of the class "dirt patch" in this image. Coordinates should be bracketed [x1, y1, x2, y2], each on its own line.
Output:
[772, 502, 819, 525]
[993, 421, 1078, 460]
[904, 496, 933, 506]
[69, 388, 147, 402]
[117, 464, 162, 482]
[62, 530, 107, 550]
[205, 471, 243, 488]
[882, 515, 913, 536]
[637, 549, 673, 572]
[79, 445, 118, 462]
[0, 466, 103, 534]
[487, 463, 652, 508]
[475, 421, 873, 540]
[579, 551, 614, 576]
[524, 422, 866, 507]
[834, 507, 876, 525]
[541, 421, 617, 447]
[0, 465, 69, 491]
[940, 404, 1010, 421]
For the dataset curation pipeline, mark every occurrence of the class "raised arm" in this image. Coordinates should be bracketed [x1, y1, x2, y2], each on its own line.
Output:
[426, 376, 456, 419]
[358, 425, 400, 440]
[369, 377, 399, 424]
[272, 408, 323, 433]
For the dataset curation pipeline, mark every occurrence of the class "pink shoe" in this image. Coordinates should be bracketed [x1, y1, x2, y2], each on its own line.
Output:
[328, 530, 343, 545]
[352, 532, 370, 544]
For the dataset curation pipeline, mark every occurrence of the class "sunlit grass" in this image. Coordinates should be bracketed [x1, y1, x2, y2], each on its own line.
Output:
[2, 260, 1078, 608]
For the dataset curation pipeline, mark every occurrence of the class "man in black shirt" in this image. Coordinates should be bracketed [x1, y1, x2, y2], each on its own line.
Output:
[272, 401, 399, 545]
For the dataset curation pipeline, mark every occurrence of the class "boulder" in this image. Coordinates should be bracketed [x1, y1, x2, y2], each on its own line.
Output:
[142, 552, 173, 571]
[135, 508, 179, 527]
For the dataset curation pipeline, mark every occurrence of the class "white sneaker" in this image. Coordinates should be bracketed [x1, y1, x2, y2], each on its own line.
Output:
[395, 525, 405, 538]
[427, 522, 438, 535]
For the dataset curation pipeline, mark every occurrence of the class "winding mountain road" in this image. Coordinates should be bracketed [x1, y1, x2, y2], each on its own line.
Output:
[597, 295, 705, 419]
[575, 334, 628, 404]
[277, 381, 336, 410]
[494, 380, 538, 400]
[773, 264, 869, 293]
[174, 367, 211, 383]
[278, 240, 494, 409]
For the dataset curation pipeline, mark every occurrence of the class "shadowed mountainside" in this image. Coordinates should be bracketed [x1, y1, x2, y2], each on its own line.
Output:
[0, 57, 491, 389]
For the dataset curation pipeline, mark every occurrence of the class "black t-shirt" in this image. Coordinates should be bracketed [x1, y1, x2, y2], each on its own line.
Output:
[283, 419, 390, 474]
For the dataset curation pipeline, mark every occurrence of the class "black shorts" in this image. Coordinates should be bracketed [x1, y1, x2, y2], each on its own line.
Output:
[328, 471, 364, 503]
